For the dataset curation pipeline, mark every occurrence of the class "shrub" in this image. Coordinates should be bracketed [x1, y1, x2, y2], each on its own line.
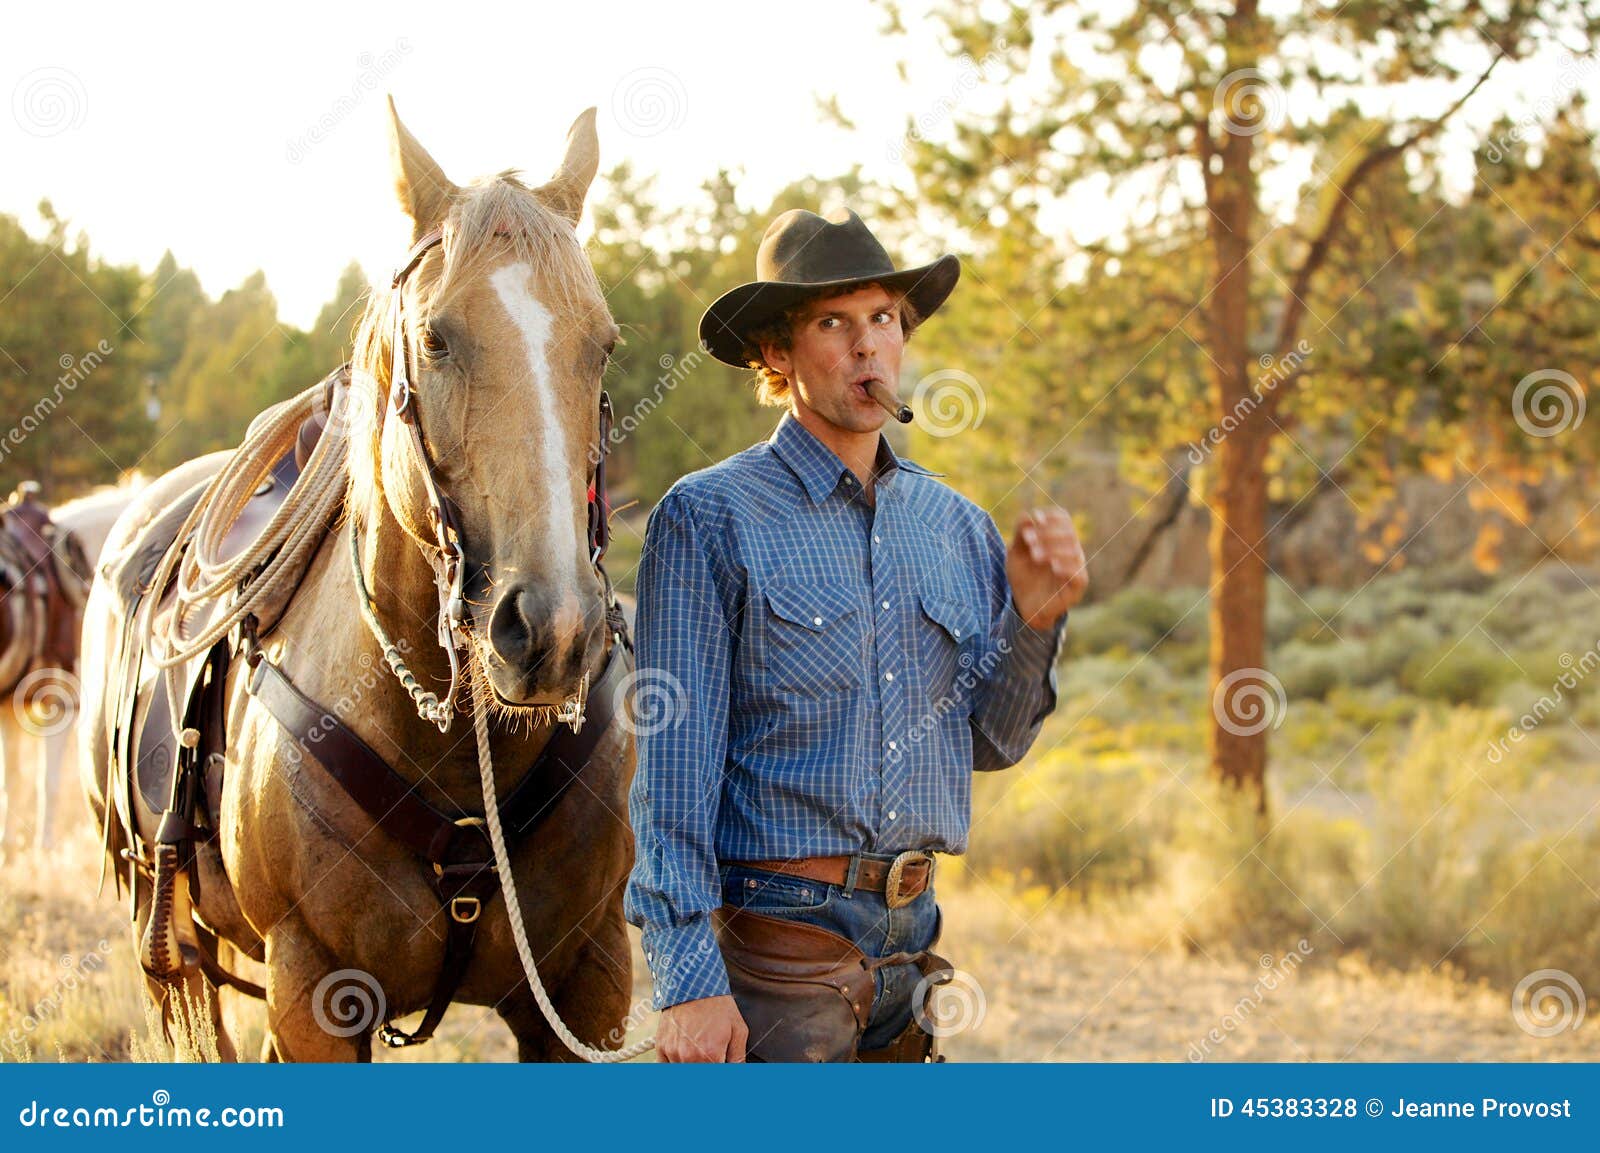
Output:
[1399, 641, 1518, 706]
[1274, 640, 1352, 702]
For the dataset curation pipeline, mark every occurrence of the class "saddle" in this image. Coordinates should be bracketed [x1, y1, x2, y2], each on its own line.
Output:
[100, 368, 347, 985]
[0, 502, 89, 694]
[107, 397, 330, 870]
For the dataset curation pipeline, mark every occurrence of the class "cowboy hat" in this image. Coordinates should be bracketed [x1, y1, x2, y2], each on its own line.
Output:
[698, 208, 960, 367]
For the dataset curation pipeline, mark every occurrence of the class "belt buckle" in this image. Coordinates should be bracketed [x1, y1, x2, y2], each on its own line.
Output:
[884, 850, 932, 909]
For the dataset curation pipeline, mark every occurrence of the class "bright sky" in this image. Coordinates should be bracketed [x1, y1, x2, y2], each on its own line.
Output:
[2, 0, 1588, 329]
[2, 0, 996, 329]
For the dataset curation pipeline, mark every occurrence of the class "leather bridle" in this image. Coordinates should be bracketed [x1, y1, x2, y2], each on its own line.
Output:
[373, 224, 620, 734]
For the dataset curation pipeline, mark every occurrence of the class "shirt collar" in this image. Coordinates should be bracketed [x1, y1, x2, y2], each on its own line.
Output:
[768, 409, 944, 506]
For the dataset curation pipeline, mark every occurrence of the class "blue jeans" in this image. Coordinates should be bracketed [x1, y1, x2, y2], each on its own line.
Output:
[718, 856, 943, 1052]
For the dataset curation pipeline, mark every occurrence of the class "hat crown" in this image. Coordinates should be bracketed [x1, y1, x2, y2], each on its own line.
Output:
[756, 208, 896, 286]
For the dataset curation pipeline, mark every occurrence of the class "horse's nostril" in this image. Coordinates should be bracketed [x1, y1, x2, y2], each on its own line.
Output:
[488, 583, 548, 670]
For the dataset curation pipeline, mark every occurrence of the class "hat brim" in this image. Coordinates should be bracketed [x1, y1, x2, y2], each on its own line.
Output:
[697, 254, 961, 368]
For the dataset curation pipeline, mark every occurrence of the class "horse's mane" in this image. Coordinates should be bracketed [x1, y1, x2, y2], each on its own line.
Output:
[345, 174, 604, 527]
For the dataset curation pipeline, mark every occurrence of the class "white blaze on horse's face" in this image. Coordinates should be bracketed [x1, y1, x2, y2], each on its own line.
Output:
[490, 261, 585, 641]
[432, 253, 608, 709]
[490, 263, 580, 597]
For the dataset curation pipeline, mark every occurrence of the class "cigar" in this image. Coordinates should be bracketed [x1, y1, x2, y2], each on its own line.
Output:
[864, 378, 913, 424]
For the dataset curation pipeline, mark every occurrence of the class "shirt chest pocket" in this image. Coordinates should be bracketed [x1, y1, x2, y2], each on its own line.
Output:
[760, 580, 865, 694]
[915, 585, 982, 704]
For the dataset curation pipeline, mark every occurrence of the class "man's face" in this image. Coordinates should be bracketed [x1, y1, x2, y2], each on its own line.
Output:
[761, 283, 904, 434]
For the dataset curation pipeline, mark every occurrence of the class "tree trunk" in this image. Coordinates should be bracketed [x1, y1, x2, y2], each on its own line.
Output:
[1207, 410, 1271, 812]
[1203, 14, 1271, 813]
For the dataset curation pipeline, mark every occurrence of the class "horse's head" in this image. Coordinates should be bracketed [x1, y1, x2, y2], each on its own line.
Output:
[349, 100, 619, 711]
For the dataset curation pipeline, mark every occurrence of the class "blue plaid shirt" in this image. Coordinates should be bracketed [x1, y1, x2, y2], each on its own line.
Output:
[623, 411, 1068, 1008]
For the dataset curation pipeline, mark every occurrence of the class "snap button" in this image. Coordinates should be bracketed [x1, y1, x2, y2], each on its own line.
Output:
[884, 672, 894, 682]
[813, 615, 823, 625]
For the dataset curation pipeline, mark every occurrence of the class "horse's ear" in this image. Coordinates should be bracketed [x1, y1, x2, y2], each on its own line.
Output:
[535, 107, 599, 226]
[386, 95, 457, 239]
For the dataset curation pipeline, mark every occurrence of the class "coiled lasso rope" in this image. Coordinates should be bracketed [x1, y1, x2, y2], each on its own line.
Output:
[137, 379, 348, 679]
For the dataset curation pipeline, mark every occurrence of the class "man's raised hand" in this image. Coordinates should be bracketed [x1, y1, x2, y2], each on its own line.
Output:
[1006, 507, 1089, 629]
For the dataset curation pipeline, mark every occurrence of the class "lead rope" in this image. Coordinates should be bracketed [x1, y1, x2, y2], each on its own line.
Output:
[471, 672, 656, 1062]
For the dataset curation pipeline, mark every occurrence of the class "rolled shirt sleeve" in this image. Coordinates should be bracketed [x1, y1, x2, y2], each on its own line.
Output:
[622, 489, 736, 1008]
[969, 517, 1068, 771]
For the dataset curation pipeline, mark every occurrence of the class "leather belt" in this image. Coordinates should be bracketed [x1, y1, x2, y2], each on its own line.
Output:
[728, 850, 935, 909]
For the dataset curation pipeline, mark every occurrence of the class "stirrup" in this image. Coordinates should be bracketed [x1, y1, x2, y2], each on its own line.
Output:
[139, 844, 189, 982]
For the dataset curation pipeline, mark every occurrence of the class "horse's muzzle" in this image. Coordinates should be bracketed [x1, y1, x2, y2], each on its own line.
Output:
[483, 580, 603, 706]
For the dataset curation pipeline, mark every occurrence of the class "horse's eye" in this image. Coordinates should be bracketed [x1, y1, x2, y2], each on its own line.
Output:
[419, 325, 448, 359]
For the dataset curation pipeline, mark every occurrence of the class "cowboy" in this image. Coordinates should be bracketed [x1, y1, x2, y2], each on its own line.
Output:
[623, 208, 1088, 1062]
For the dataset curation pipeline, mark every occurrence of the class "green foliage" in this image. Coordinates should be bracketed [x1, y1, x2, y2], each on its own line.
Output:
[1065, 586, 1203, 657]
[1400, 641, 1519, 705]
[0, 210, 376, 488]
[0, 205, 151, 493]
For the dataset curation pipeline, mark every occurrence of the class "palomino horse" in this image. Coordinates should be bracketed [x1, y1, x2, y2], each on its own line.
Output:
[79, 102, 636, 1061]
[0, 494, 92, 857]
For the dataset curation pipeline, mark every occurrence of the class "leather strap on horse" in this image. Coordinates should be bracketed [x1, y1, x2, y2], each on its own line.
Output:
[243, 625, 633, 1045]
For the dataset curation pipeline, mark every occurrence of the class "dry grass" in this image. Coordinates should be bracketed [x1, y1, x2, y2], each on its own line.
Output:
[931, 873, 1600, 1062]
[2, 822, 1590, 1062]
